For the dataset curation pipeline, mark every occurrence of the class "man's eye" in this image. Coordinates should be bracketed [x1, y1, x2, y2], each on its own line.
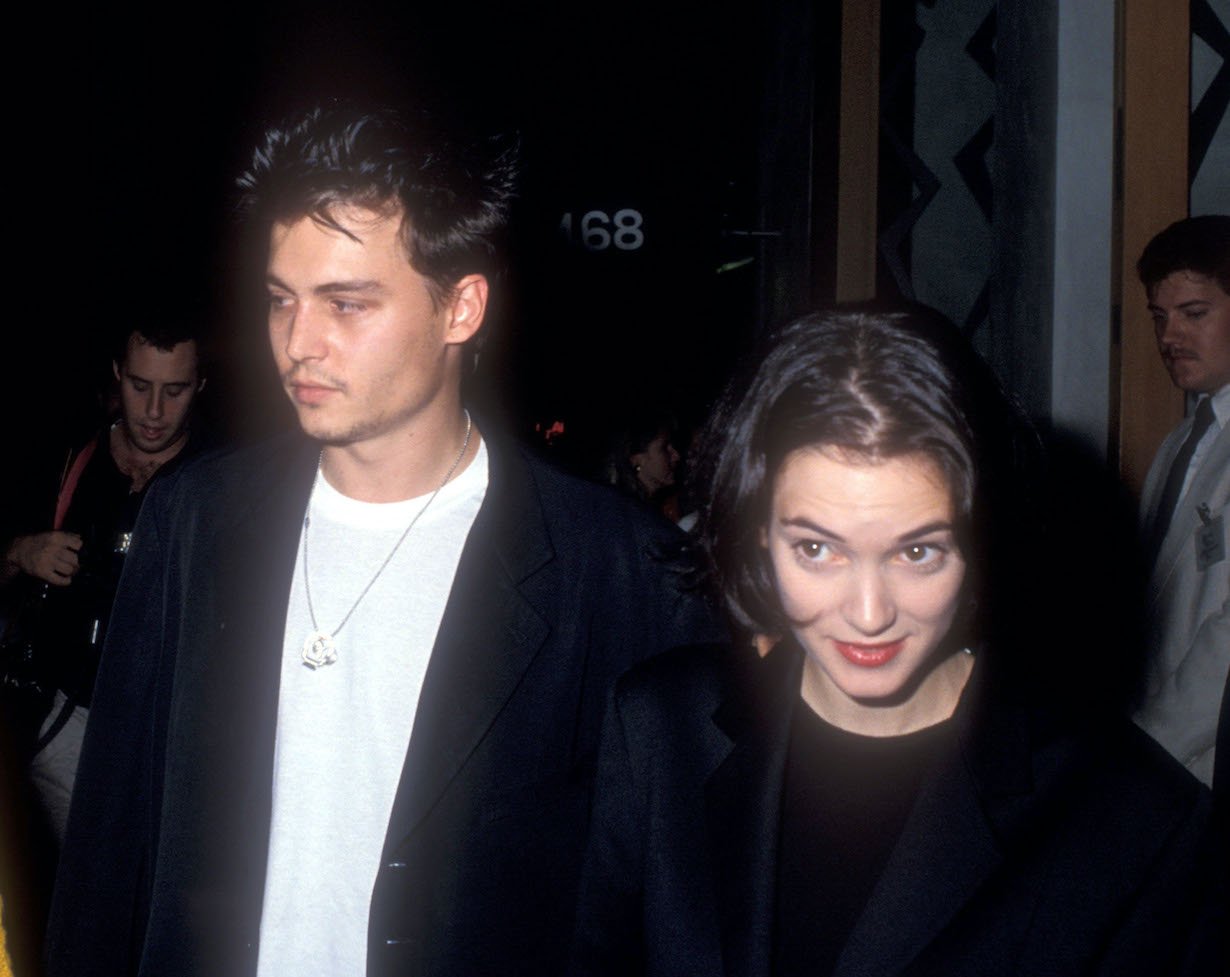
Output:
[332, 300, 364, 314]
[268, 293, 291, 310]
[130, 381, 149, 392]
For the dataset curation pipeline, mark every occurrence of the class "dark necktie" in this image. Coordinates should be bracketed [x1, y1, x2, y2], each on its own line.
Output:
[1149, 396, 1216, 559]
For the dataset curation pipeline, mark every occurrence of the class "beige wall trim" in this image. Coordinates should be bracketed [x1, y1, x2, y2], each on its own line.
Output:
[1116, 0, 1190, 494]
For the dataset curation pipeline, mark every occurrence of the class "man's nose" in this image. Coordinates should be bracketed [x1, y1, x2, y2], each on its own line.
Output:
[842, 566, 897, 636]
[1157, 312, 1184, 349]
[147, 389, 164, 419]
[283, 305, 328, 363]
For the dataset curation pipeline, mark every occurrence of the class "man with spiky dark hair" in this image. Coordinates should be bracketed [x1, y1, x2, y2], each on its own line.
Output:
[48, 103, 714, 977]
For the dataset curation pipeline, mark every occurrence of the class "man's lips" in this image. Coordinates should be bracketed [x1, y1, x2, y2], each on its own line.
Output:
[833, 639, 906, 667]
[289, 381, 340, 405]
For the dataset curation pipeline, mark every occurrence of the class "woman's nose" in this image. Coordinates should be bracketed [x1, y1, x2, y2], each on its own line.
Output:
[842, 567, 897, 635]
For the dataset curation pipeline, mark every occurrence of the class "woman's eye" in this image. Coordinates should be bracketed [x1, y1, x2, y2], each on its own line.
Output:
[795, 540, 831, 562]
[899, 543, 945, 569]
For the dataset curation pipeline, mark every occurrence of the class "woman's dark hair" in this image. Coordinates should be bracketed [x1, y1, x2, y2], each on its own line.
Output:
[696, 303, 1030, 646]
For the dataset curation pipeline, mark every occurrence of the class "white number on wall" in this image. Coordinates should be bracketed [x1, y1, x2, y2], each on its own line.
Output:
[559, 209, 645, 251]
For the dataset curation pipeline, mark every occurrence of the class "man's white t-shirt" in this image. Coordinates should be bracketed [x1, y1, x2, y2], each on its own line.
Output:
[256, 439, 488, 976]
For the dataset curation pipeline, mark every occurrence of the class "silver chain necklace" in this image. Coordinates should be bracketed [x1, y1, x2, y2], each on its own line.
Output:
[300, 411, 473, 669]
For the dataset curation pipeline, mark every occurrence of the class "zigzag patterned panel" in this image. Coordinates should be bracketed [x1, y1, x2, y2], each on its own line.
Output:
[879, 1, 997, 340]
[1192, 0, 1230, 213]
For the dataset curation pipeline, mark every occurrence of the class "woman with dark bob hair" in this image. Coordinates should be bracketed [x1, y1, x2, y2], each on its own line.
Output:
[570, 306, 1220, 976]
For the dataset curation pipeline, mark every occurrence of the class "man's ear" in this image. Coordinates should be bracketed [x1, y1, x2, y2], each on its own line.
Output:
[112, 360, 122, 382]
[443, 274, 489, 346]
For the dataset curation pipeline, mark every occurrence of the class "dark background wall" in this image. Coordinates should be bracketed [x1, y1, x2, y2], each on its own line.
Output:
[3, 1, 1226, 488]
[3, 0, 838, 482]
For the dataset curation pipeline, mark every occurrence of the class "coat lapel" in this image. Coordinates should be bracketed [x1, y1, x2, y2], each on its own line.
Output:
[831, 759, 1001, 977]
[169, 434, 318, 961]
[383, 434, 554, 845]
[833, 661, 1031, 977]
[705, 644, 801, 977]
[212, 435, 318, 779]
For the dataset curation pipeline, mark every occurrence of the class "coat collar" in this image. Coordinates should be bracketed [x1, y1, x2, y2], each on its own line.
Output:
[213, 427, 557, 883]
[184, 433, 318, 959]
[705, 643, 801, 977]
[703, 642, 1034, 977]
[834, 656, 1031, 977]
[383, 428, 556, 845]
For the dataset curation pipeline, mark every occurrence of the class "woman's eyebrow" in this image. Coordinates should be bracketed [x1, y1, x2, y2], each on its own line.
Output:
[896, 521, 955, 542]
[777, 517, 954, 544]
[778, 516, 845, 542]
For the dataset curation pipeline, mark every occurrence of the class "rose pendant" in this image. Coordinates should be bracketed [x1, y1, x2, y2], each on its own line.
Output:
[302, 630, 338, 669]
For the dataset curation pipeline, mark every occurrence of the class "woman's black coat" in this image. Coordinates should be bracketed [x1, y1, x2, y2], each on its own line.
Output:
[571, 642, 1222, 976]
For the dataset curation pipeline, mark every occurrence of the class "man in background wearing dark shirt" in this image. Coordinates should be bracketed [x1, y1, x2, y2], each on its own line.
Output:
[1, 320, 205, 846]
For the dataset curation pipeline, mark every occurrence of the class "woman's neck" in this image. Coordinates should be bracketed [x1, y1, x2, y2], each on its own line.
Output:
[799, 648, 975, 737]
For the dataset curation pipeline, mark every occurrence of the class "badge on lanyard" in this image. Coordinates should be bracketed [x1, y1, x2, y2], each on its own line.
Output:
[1195, 503, 1226, 571]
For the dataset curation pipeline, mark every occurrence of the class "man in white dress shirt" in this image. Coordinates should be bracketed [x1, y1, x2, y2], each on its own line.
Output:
[1135, 215, 1230, 786]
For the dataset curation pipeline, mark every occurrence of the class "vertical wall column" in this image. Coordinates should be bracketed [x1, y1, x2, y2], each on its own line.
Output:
[1050, 1, 1117, 456]
[836, 0, 880, 302]
[990, 0, 1059, 420]
[1117, 0, 1190, 492]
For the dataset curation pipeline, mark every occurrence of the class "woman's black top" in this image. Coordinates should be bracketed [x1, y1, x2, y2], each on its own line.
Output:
[772, 705, 955, 977]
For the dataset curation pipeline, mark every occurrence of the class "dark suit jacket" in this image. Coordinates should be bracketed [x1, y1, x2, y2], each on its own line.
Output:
[571, 642, 1222, 977]
[46, 430, 718, 977]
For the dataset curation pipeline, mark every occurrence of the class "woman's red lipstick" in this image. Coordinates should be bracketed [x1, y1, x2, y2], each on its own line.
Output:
[833, 639, 905, 667]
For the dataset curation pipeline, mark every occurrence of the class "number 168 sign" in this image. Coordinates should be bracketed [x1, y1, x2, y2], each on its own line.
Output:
[559, 209, 645, 251]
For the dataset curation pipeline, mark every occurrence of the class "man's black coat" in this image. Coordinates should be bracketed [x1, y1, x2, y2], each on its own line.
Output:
[46, 430, 717, 977]
[571, 642, 1223, 977]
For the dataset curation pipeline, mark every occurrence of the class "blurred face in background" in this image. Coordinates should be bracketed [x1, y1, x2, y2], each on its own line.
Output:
[631, 429, 679, 496]
[113, 333, 202, 455]
[1149, 270, 1230, 395]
